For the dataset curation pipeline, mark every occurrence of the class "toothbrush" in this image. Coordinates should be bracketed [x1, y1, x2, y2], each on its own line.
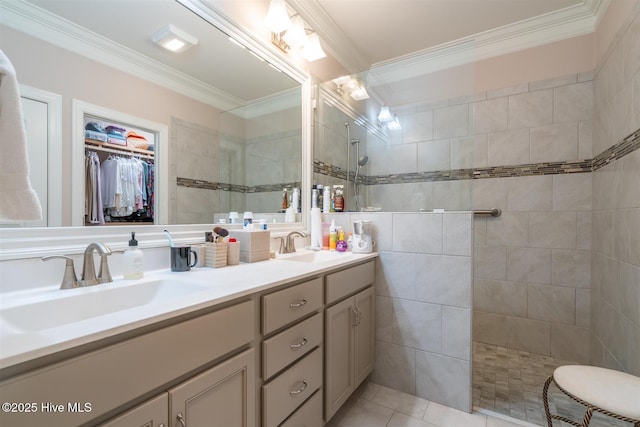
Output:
[163, 229, 175, 247]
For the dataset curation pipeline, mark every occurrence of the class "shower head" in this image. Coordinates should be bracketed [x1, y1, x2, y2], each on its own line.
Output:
[358, 156, 369, 167]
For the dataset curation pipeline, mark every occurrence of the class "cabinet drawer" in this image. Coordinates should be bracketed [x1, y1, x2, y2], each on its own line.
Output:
[326, 261, 375, 305]
[0, 300, 255, 427]
[262, 277, 323, 334]
[280, 390, 323, 427]
[262, 347, 322, 427]
[263, 312, 323, 380]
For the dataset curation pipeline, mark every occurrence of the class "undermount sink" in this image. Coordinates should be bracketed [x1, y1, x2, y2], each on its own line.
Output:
[0, 278, 209, 332]
[279, 250, 352, 263]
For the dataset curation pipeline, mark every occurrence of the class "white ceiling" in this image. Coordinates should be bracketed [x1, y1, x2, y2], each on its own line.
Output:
[6, 0, 606, 108]
[315, 0, 583, 67]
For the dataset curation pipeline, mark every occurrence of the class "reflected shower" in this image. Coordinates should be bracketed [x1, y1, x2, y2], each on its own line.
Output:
[351, 138, 367, 211]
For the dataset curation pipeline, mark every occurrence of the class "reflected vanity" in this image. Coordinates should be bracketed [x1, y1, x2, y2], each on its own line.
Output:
[0, 0, 312, 257]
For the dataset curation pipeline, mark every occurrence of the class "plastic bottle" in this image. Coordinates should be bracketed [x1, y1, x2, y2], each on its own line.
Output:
[323, 185, 331, 212]
[292, 188, 300, 212]
[123, 232, 144, 279]
[336, 228, 348, 252]
[329, 219, 337, 251]
[243, 211, 253, 230]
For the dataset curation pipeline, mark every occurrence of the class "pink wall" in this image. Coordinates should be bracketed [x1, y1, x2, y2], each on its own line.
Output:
[1, 26, 221, 225]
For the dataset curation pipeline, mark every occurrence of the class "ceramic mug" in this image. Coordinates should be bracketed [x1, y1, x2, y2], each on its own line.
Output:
[170, 246, 198, 272]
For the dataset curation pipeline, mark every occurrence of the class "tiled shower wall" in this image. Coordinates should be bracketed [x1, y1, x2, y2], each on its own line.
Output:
[590, 5, 640, 376]
[326, 211, 474, 413]
[171, 104, 302, 222]
[348, 73, 595, 360]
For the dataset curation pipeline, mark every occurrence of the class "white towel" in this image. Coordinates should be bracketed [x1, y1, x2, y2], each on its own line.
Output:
[0, 50, 43, 222]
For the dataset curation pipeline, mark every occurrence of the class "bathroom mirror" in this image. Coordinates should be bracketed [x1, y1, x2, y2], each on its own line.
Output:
[0, 0, 308, 230]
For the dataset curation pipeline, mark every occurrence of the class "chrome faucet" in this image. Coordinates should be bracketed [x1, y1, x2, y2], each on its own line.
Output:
[81, 242, 112, 286]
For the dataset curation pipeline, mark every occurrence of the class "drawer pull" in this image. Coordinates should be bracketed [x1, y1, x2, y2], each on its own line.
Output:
[177, 412, 187, 427]
[290, 337, 308, 349]
[289, 380, 308, 395]
[289, 299, 307, 308]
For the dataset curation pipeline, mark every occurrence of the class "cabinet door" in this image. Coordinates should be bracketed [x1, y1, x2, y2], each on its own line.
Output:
[324, 297, 355, 421]
[353, 287, 375, 388]
[169, 348, 255, 427]
[98, 394, 168, 427]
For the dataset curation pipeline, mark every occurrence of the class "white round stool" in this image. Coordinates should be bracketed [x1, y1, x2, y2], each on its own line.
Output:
[543, 365, 640, 427]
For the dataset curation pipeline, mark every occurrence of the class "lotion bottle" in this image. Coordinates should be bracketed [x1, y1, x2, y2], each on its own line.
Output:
[329, 219, 337, 251]
[123, 232, 144, 279]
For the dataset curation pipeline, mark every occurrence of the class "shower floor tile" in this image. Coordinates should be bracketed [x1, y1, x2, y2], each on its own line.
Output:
[473, 342, 629, 427]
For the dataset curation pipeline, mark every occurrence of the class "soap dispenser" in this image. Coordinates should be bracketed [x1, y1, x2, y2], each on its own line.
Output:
[123, 232, 144, 279]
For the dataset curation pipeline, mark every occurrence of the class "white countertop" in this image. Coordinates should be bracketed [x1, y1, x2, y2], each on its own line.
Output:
[0, 250, 377, 372]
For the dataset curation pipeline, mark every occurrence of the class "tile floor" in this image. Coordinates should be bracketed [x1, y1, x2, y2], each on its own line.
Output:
[326, 381, 532, 427]
[472, 342, 628, 427]
[326, 342, 632, 427]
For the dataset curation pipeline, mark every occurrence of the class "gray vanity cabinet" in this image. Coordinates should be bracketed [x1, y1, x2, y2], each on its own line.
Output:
[98, 394, 168, 427]
[324, 261, 375, 421]
[168, 348, 255, 427]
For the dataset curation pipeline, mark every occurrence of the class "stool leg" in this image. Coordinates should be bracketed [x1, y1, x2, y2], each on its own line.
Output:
[543, 376, 554, 427]
[580, 406, 594, 427]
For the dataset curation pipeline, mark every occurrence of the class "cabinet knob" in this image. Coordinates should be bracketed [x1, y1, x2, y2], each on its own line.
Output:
[289, 380, 308, 395]
[289, 299, 307, 308]
[290, 337, 308, 349]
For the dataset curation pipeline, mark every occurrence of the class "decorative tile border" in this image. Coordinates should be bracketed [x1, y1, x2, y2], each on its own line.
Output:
[315, 128, 640, 185]
[592, 128, 640, 171]
[177, 177, 301, 193]
[180, 128, 639, 192]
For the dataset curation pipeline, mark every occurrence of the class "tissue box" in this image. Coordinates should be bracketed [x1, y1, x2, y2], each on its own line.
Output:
[228, 229, 270, 263]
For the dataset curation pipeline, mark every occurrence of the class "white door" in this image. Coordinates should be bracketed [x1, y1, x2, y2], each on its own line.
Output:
[19, 96, 48, 227]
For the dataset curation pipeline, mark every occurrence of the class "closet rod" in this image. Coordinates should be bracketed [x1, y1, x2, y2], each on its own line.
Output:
[85, 144, 154, 160]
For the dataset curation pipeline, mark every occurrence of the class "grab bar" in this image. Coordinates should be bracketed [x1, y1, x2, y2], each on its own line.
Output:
[473, 209, 502, 217]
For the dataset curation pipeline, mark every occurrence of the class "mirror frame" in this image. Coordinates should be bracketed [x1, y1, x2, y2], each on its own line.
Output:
[0, 0, 312, 261]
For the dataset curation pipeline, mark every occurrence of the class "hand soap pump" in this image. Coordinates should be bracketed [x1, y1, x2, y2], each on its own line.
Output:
[123, 232, 144, 279]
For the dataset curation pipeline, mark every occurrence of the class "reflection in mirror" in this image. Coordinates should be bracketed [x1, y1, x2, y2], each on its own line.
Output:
[216, 88, 302, 224]
[0, 0, 303, 229]
[316, 60, 475, 213]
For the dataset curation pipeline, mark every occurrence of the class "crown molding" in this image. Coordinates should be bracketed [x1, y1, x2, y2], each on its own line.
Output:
[294, 0, 609, 85]
[368, 0, 608, 85]
[0, 0, 246, 111]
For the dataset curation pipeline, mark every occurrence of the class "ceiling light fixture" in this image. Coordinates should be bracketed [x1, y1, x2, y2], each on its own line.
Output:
[152, 24, 198, 53]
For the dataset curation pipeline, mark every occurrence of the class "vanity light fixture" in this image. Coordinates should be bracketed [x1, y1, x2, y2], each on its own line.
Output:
[301, 33, 326, 61]
[266, 1, 326, 62]
[265, 0, 292, 34]
[377, 105, 393, 123]
[332, 75, 369, 100]
[388, 115, 402, 130]
[349, 84, 369, 101]
[283, 15, 307, 49]
[152, 24, 198, 53]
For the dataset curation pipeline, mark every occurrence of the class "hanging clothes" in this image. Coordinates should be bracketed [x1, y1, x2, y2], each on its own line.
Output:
[85, 151, 104, 225]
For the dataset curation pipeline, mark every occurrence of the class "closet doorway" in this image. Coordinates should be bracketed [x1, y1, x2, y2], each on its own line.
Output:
[71, 100, 168, 226]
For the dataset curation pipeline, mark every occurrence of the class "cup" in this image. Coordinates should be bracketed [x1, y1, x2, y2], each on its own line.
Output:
[171, 246, 198, 272]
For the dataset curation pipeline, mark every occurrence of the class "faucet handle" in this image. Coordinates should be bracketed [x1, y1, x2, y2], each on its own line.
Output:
[274, 237, 286, 254]
[42, 256, 80, 290]
[98, 250, 124, 284]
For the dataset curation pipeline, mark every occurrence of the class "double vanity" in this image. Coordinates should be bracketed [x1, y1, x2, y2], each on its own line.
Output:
[0, 248, 377, 427]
